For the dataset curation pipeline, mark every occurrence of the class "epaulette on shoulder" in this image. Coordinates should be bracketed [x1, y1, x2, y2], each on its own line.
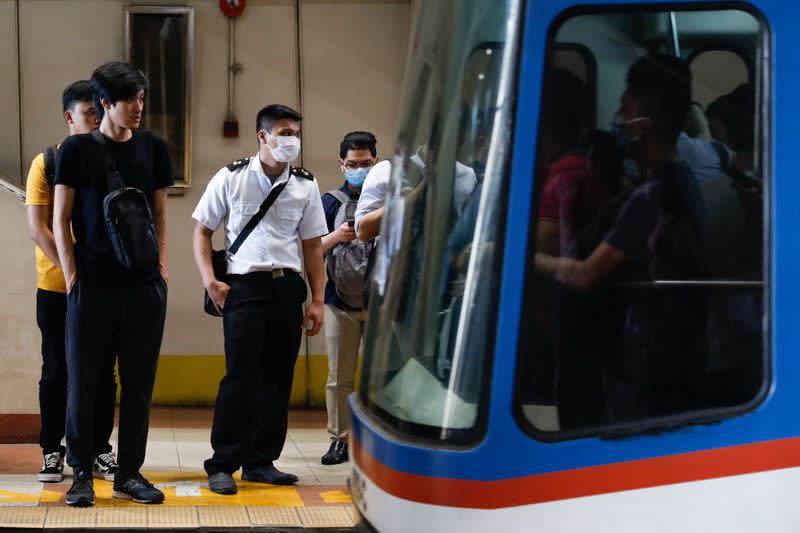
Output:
[226, 157, 251, 172]
[291, 166, 314, 180]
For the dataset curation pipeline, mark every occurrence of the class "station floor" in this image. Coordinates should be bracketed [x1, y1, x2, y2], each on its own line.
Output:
[0, 408, 355, 531]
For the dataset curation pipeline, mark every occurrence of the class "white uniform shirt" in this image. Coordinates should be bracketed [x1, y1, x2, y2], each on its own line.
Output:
[354, 160, 392, 232]
[192, 155, 328, 275]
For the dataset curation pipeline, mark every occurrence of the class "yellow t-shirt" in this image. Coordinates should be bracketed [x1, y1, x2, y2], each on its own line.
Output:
[25, 150, 67, 294]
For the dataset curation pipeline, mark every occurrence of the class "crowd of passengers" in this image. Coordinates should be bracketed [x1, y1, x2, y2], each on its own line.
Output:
[522, 53, 762, 430]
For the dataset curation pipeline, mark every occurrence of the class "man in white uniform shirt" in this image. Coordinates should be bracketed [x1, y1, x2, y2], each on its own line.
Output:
[354, 148, 477, 241]
[354, 159, 391, 241]
[192, 104, 328, 495]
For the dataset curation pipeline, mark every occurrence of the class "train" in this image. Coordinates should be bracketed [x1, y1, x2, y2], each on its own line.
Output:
[347, 0, 795, 531]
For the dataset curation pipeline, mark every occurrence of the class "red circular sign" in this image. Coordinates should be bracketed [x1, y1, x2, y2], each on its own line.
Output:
[219, 0, 245, 18]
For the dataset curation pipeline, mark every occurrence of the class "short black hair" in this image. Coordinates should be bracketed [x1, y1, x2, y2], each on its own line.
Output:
[256, 104, 302, 134]
[626, 53, 691, 145]
[712, 84, 756, 152]
[339, 131, 377, 159]
[546, 68, 589, 147]
[90, 61, 149, 120]
[62, 80, 93, 113]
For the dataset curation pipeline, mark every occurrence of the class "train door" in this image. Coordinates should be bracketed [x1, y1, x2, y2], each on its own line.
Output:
[501, 0, 800, 530]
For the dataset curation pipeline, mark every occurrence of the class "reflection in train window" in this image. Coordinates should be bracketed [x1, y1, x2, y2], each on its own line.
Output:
[359, 0, 518, 443]
[514, 7, 768, 438]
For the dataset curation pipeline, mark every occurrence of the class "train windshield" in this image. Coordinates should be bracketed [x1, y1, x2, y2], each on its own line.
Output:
[358, 0, 520, 441]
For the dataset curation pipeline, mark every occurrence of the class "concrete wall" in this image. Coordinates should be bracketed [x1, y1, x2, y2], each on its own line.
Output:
[0, 0, 410, 416]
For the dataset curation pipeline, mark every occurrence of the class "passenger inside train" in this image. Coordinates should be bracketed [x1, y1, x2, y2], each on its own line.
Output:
[517, 9, 765, 436]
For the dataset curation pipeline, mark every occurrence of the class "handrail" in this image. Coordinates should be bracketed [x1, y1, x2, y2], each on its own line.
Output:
[608, 280, 763, 288]
[0, 176, 25, 204]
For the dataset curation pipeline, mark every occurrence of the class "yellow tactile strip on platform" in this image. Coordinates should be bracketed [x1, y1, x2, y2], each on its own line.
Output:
[1, 505, 355, 529]
[96, 507, 148, 528]
[0, 507, 47, 528]
[147, 506, 199, 528]
[297, 506, 355, 528]
[45, 507, 97, 528]
[247, 505, 303, 526]
[197, 506, 251, 527]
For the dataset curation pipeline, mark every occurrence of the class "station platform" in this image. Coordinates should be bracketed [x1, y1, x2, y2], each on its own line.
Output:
[0, 408, 355, 531]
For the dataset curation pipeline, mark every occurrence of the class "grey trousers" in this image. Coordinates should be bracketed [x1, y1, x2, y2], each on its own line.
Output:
[323, 305, 366, 441]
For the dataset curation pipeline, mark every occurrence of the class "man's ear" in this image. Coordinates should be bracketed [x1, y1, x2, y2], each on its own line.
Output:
[337, 157, 344, 167]
[64, 110, 74, 126]
[99, 97, 112, 111]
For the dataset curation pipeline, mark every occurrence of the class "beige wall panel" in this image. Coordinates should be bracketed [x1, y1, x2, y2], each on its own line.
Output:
[18, 0, 126, 172]
[0, 0, 21, 183]
[300, 0, 410, 356]
[0, 0, 409, 413]
[0, 189, 38, 413]
[160, 0, 299, 356]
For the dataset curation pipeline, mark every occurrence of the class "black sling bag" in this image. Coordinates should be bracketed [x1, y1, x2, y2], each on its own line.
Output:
[43, 145, 58, 187]
[204, 176, 290, 316]
[92, 130, 160, 271]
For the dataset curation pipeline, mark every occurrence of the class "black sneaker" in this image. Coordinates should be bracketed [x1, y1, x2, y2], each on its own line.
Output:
[321, 441, 349, 465]
[112, 472, 165, 504]
[93, 452, 118, 481]
[66, 471, 95, 507]
[37, 451, 65, 482]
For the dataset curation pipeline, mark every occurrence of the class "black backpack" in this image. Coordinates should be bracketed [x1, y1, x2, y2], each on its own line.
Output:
[92, 130, 160, 270]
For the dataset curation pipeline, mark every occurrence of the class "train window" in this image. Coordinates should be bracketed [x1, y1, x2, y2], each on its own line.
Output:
[514, 6, 769, 439]
[358, 0, 519, 443]
[552, 44, 597, 130]
[689, 49, 751, 108]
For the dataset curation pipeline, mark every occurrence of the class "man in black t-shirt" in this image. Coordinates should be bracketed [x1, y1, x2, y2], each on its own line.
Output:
[535, 54, 706, 425]
[53, 61, 173, 507]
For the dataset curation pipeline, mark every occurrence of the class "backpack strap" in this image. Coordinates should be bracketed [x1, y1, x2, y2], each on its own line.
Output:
[43, 145, 58, 188]
[327, 189, 350, 205]
[91, 130, 126, 192]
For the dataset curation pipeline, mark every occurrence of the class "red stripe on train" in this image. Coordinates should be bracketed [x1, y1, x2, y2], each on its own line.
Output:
[352, 436, 800, 509]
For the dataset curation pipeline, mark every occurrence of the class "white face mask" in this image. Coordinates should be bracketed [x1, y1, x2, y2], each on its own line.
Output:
[266, 132, 301, 163]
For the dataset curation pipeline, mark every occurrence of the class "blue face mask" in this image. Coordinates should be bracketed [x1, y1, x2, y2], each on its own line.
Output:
[344, 166, 370, 188]
[609, 116, 649, 159]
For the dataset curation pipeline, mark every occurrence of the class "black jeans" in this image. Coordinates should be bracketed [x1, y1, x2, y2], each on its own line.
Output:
[205, 271, 306, 475]
[65, 278, 167, 476]
[36, 289, 116, 456]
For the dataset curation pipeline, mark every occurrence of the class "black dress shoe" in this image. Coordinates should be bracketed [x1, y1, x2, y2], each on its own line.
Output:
[242, 464, 298, 485]
[321, 440, 349, 465]
[208, 472, 237, 495]
[66, 470, 95, 507]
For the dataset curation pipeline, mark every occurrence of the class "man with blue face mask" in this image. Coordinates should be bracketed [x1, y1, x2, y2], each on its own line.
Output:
[318, 131, 378, 465]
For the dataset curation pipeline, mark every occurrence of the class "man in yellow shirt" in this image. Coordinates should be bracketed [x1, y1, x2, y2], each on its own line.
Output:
[25, 81, 117, 483]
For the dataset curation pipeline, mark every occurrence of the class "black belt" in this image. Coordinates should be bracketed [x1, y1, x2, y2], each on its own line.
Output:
[229, 269, 295, 282]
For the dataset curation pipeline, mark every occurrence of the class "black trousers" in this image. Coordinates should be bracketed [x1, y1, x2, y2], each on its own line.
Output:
[65, 279, 167, 475]
[205, 271, 306, 475]
[36, 289, 116, 456]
